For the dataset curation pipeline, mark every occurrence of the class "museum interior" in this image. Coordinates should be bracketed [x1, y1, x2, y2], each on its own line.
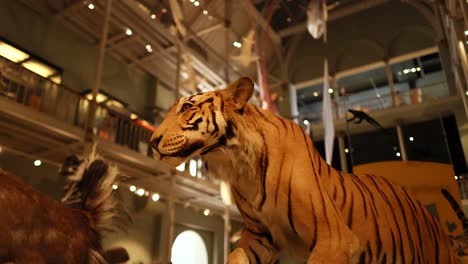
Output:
[1, 0, 468, 263]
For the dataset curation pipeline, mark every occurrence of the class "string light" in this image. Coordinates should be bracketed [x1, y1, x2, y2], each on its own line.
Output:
[129, 185, 136, 192]
[465, 30, 468, 36]
[328, 88, 333, 94]
[152, 193, 160, 201]
[313, 91, 318, 97]
[396, 152, 401, 157]
[303, 120, 309, 125]
[125, 28, 133, 36]
[409, 136, 414, 142]
[344, 148, 349, 153]
[203, 10, 208, 15]
[112, 184, 118, 190]
[34, 160, 41, 167]
[194, 1, 200, 6]
[208, 15, 213, 20]
[233, 41, 242, 48]
[203, 209, 211, 216]
[146, 44, 153, 53]
[151, 14, 156, 19]
[88, 3, 95, 10]
[136, 188, 145, 196]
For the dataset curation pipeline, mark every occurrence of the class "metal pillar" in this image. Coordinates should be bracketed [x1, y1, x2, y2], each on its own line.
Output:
[395, 121, 408, 161]
[86, 0, 113, 140]
[223, 206, 231, 262]
[338, 133, 348, 172]
[385, 61, 396, 108]
[332, 75, 341, 119]
[175, 42, 182, 99]
[224, 0, 231, 83]
[165, 174, 176, 263]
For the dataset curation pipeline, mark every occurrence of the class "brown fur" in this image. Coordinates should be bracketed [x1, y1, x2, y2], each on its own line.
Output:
[0, 152, 127, 264]
[151, 77, 460, 263]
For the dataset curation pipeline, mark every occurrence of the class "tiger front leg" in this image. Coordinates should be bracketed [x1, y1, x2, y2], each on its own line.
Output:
[304, 225, 361, 264]
[227, 229, 279, 264]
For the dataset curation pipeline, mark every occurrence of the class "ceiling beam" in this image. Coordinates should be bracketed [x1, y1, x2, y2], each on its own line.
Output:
[53, 0, 85, 19]
[278, 0, 390, 39]
[186, 0, 215, 25]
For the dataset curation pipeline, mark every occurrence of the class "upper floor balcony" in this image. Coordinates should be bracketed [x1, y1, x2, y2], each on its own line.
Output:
[0, 53, 239, 219]
[294, 48, 462, 139]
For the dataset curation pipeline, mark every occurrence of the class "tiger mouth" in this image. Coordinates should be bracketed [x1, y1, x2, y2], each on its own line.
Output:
[160, 141, 205, 159]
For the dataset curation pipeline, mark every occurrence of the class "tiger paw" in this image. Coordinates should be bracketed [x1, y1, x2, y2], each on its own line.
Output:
[227, 248, 249, 264]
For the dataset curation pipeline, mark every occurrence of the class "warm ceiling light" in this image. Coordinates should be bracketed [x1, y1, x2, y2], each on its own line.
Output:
[50, 75, 62, 84]
[22, 60, 56, 78]
[106, 99, 124, 108]
[129, 185, 136, 192]
[85, 92, 108, 103]
[34, 160, 42, 167]
[203, 10, 208, 15]
[152, 193, 160, 201]
[88, 3, 95, 10]
[151, 14, 156, 19]
[0, 41, 30, 62]
[125, 28, 133, 36]
[194, 1, 200, 6]
[233, 41, 242, 48]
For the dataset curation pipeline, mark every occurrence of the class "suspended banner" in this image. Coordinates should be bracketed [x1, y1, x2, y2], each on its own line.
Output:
[322, 59, 334, 165]
[306, 0, 327, 39]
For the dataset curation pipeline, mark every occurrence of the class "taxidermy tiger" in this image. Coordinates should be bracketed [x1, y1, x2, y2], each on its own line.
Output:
[151, 77, 466, 263]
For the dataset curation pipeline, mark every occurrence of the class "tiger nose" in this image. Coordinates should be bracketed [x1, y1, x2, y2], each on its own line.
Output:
[150, 134, 162, 153]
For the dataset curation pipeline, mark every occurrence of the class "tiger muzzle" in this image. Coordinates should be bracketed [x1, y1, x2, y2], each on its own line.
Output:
[153, 134, 188, 156]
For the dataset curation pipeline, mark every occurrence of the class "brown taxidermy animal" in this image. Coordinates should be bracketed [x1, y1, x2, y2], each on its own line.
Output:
[0, 150, 128, 264]
[151, 77, 466, 263]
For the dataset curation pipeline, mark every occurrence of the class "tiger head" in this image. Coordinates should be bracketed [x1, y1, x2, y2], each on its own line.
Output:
[150, 77, 254, 167]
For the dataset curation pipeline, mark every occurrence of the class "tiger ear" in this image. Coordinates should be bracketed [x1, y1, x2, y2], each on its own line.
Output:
[221, 77, 254, 110]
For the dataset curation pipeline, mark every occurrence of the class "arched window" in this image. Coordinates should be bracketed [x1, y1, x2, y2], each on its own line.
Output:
[171, 230, 208, 264]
